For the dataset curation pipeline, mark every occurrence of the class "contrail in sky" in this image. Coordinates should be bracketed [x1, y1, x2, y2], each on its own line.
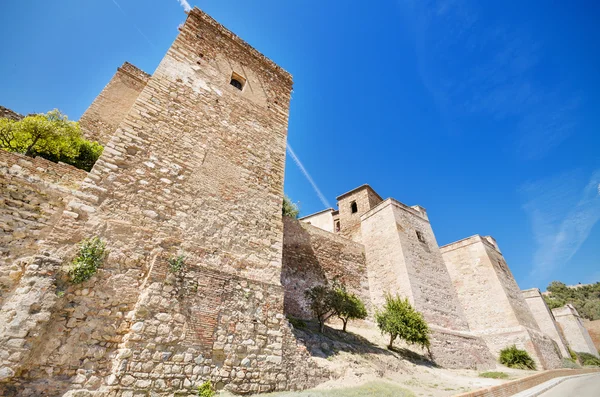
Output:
[176, 0, 192, 12]
[287, 143, 331, 209]
[111, 0, 156, 48]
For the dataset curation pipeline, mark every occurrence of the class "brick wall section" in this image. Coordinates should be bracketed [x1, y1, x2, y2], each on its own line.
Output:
[441, 236, 562, 369]
[0, 7, 325, 395]
[0, 151, 87, 304]
[553, 305, 599, 357]
[0, 106, 23, 121]
[455, 368, 600, 397]
[336, 185, 382, 243]
[281, 216, 369, 319]
[583, 319, 600, 352]
[523, 288, 570, 357]
[78, 62, 150, 145]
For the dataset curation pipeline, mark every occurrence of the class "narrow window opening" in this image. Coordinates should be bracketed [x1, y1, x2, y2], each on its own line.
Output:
[230, 72, 246, 91]
[350, 201, 358, 214]
[416, 230, 426, 243]
[335, 221, 341, 232]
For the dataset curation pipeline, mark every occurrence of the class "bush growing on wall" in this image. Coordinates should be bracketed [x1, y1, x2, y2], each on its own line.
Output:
[375, 293, 430, 351]
[68, 237, 106, 284]
[282, 196, 300, 218]
[498, 345, 536, 370]
[0, 109, 103, 171]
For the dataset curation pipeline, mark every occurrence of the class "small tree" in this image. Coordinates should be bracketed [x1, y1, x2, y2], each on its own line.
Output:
[330, 283, 368, 332]
[282, 196, 300, 218]
[375, 293, 430, 352]
[68, 237, 106, 284]
[305, 285, 335, 333]
[0, 109, 103, 171]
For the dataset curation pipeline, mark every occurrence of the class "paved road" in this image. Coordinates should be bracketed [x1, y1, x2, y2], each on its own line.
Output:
[538, 374, 600, 397]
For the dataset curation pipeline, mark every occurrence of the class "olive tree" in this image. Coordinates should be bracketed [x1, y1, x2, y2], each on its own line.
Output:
[375, 293, 430, 352]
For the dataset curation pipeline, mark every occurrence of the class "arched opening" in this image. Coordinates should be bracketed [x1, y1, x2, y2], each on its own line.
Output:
[351, 201, 358, 214]
[230, 78, 243, 90]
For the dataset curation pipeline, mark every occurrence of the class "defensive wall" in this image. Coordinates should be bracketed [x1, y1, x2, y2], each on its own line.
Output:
[552, 305, 599, 357]
[584, 319, 600, 352]
[441, 236, 562, 369]
[522, 288, 570, 357]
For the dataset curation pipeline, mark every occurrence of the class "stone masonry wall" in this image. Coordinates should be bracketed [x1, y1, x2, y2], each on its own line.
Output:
[553, 305, 599, 357]
[360, 199, 494, 369]
[336, 185, 382, 243]
[0, 150, 87, 304]
[584, 319, 600, 352]
[522, 288, 569, 357]
[0, 106, 23, 121]
[281, 216, 369, 320]
[79, 62, 150, 145]
[0, 8, 325, 395]
[441, 236, 562, 369]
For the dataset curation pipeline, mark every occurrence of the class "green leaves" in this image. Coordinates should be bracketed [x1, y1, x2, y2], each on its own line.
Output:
[0, 109, 103, 171]
[68, 237, 106, 284]
[197, 380, 215, 397]
[168, 255, 186, 273]
[498, 345, 536, 370]
[305, 281, 368, 333]
[375, 293, 430, 350]
[543, 280, 600, 321]
[282, 195, 300, 218]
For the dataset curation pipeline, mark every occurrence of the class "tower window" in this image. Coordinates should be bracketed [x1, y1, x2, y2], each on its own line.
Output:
[230, 72, 246, 91]
[335, 221, 340, 232]
[416, 230, 426, 243]
[350, 201, 358, 214]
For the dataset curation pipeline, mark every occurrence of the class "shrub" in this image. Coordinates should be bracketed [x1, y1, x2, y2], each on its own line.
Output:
[168, 255, 185, 273]
[287, 316, 306, 329]
[375, 293, 430, 352]
[282, 196, 300, 218]
[499, 345, 536, 370]
[479, 371, 508, 379]
[330, 284, 368, 332]
[561, 357, 581, 369]
[68, 237, 106, 284]
[568, 346, 577, 361]
[197, 380, 214, 397]
[0, 109, 103, 171]
[305, 285, 335, 333]
[576, 352, 600, 367]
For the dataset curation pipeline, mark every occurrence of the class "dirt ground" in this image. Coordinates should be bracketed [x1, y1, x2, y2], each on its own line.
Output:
[222, 318, 534, 397]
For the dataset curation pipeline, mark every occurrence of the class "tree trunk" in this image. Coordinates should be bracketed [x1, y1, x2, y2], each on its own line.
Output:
[342, 318, 348, 332]
[24, 134, 40, 157]
[388, 334, 395, 350]
[318, 319, 325, 333]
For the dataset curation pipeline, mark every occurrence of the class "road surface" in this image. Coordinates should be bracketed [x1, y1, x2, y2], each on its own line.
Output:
[538, 373, 600, 397]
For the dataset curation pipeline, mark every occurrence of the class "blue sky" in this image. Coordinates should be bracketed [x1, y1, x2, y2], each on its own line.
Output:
[0, 0, 598, 290]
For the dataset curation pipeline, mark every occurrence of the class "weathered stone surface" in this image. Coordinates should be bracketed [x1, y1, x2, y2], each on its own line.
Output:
[552, 305, 599, 357]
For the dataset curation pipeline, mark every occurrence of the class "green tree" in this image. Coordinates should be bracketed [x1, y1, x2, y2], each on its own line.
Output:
[0, 109, 103, 171]
[330, 283, 368, 332]
[282, 196, 300, 218]
[375, 293, 430, 352]
[543, 281, 600, 321]
[305, 285, 335, 333]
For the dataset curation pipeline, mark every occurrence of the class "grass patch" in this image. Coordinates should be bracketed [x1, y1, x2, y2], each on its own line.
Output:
[479, 371, 509, 379]
[243, 381, 415, 397]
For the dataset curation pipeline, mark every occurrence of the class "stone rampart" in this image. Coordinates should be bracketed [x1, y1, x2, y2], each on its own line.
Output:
[553, 305, 599, 357]
[583, 319, 600, 352]
[522, 288, 570, 357]
[281, 216, 369, 319]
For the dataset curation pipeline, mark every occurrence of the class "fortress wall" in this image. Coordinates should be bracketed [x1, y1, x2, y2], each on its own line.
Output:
[584, 319, 600, 352]
[522, 288, 569, 357]
[0, 151, 87, 303]
[553, 305, 599, 357]
[281, 217, 369, 320]
[79, 62, 150, 145]
[0, 8, 323, 395]
[0, 106, 23, 121]
[441, 236, 562, 369]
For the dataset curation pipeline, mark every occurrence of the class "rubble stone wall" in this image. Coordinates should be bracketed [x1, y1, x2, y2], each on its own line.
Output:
[281, 217, 369, 319]
[79, 62, 150, 145]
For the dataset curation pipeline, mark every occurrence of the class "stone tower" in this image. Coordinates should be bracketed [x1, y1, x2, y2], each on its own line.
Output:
[552, 305, 599, 357]
[0, 8, 321, 396]
[79, 62, 150, 145]
[441, 235, 563, 369]
[522, 288, 570, 358]
[360, 197, 494, 369]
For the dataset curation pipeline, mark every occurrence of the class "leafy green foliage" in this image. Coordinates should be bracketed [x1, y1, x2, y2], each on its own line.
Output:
[568, 346, 577, 361]
[168, 255, 185, 273]
[287, 316, 306, 329]
[543, 281, 600, 320]
[498, 345, 536, 370]
[375, 293, 430, 351]
[576, 352, 600, 367]
[282, 196, 300, 218]
[479, 371, 508, 379]
[305, 285, 335, 333]
[68, 237, 106, 284]
[197, 380, 214, 397]
[0, 109, 103, 171]
[330, 284, 368, 332]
